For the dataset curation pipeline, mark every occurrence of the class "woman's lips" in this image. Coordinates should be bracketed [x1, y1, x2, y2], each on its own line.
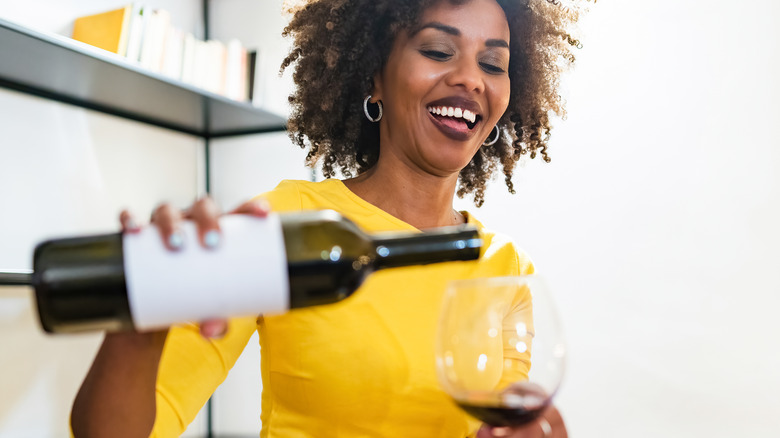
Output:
[427, 111, 479, 142]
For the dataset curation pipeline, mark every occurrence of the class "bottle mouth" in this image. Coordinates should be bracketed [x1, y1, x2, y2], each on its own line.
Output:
[0, 269, 32, 286]
[375, 237, 482, 257]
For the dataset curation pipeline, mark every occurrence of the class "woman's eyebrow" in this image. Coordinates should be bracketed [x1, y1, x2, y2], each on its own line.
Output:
[413, 21, 460, 36]
[486, 39, 509, 49]
[413, 21, 509, 49]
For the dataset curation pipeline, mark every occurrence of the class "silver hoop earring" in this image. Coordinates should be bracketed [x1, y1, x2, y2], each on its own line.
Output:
[363, 95, 383, 122]
[483, 125, 500, 146]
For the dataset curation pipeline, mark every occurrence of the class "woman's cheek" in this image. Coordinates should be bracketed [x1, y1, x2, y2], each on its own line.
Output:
[491, 79, 512, 122]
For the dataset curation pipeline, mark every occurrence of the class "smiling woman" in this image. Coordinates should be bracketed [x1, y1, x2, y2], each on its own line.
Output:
[282, 0, 588, 206]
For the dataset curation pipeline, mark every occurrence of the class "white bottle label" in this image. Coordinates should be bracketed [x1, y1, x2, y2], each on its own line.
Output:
[123, 214, 289, 331]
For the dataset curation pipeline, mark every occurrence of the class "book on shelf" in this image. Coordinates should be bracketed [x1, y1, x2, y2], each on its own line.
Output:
[180, 32, 197, 85]
[247, 50, 258, 103]
[160, 27, 184, 80]
[139, 8, 170, 73]
[225, 39, 248, 101]
[71, 4, 133, 56]
[125, 3, 147, 63]
[70, 3, 261, 103]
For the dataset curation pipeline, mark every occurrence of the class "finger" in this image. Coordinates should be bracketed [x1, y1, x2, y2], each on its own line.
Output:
[119, 209, 141, 233]
[230, 198, 271, 217]
[151, 203, 185, 251]
[540, 405, 565, 438]
[189, 197, 222, 249]
[200, 319, 228, 339]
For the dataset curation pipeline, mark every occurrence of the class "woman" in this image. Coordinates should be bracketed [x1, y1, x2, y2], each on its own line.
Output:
[71, 0, 586, 436]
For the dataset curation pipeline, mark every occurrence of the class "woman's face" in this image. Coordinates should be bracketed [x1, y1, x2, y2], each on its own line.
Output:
[372, 0, 511, 177]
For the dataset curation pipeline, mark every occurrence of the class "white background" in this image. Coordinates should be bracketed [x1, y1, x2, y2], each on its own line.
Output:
[1, 0, 779, 437]
[453, 1, 780, 436]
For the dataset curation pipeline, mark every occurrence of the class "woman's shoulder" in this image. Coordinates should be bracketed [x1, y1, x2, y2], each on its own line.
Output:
[464, 212, 534, 276]
[256, 179, 348, 212]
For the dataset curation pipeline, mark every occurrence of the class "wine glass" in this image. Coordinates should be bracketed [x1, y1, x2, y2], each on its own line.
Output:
[435, 275, 565, 427]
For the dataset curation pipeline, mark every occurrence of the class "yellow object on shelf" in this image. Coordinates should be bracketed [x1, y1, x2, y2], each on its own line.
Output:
[71, 4, 133, 56]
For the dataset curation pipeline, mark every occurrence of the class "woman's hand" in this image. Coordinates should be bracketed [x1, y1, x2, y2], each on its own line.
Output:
[119, 197, 271, 338]
[476, 405, 567, 438]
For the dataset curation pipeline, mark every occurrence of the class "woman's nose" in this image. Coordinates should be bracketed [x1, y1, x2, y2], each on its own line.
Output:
[445, 58, 485, 94]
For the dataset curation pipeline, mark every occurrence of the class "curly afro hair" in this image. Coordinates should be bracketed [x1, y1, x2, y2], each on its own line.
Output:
[281, 0, 590, 206]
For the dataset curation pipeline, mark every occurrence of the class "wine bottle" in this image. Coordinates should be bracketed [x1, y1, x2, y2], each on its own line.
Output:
[32, 210, 481, 334]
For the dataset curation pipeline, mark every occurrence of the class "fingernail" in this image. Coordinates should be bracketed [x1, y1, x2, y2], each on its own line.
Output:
[204, 327, 222, 339]
[126, 218, 140, 232]
[491, 427, 511, 437]
[204, 230, 220, 249]
[168, 231, 184, 249]
[202, 321, 227, 339]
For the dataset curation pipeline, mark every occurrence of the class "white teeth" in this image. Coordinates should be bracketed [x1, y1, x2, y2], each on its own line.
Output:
[427, 106, 478, 124]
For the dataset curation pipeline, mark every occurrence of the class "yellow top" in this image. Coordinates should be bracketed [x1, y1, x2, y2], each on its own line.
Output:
[151, 179, 534, 437]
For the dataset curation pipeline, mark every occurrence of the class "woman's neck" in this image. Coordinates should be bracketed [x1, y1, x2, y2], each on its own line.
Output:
[343, 161, 464, 230]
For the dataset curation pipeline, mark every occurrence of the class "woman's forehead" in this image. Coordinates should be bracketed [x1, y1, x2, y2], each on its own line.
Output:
[415, 0, 510, 40]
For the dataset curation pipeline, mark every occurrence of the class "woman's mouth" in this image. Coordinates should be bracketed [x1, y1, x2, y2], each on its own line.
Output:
[427, 105, 480, 129]
[426, 105, 482, 141]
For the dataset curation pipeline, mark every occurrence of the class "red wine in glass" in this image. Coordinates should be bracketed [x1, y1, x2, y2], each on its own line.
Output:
[455, 381, 550, 427]
[456, 402, 548, 427]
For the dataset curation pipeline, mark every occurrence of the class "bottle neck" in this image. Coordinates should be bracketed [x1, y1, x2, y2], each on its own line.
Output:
[372, 225, 482, 270]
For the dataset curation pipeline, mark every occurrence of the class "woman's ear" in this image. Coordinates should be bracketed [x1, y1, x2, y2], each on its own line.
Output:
[370, 72, 383, 103]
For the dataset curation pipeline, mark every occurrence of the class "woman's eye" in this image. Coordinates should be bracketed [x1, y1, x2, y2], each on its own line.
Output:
[421, 50, 453, 61]
[480, 62, 506, 74]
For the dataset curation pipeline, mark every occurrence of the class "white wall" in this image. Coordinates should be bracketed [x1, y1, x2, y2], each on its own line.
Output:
[454, 0, 780, 436]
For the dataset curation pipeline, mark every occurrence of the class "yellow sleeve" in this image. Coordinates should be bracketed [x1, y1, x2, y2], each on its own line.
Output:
[150, 317, 257, 436]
